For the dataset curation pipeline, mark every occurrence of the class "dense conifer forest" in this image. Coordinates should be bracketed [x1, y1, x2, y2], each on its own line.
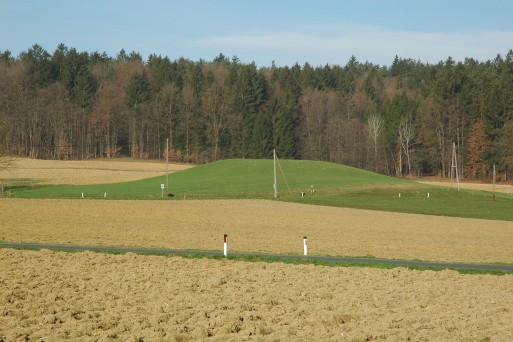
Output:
[1, 44, 512, 180]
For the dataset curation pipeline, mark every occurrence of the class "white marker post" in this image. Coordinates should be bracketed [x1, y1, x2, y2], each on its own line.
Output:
[81, 192, 84, 198]
[223, 234, 228, 257]
[104, 192, 107, 198]
[398, 193, 401, 198]
[160, 183, 165, 198]
[303, 235, 308, 256]
[427, 192, 430, 198]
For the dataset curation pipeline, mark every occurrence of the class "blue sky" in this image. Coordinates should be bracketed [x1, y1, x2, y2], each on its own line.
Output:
[1, 0, 513, 67]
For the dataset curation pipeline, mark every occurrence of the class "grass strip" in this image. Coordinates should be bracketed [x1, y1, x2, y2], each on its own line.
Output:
[2, 243, 511, 276]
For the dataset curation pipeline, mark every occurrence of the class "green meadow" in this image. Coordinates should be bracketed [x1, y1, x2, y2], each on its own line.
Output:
[9, 159, 513, 221]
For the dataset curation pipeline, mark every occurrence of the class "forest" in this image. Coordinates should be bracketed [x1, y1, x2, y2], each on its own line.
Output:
[1, 44, 512, 180]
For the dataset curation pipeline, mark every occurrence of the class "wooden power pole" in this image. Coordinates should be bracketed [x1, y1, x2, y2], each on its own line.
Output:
[165, 138, 169, 193]
[451, 142, 460, 191]
[493, 163, 496, 201]
[273, 149, 277, 198]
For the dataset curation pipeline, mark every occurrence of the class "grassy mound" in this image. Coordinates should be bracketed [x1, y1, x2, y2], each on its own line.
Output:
[9, 159, 513, 220]
[9, 159, 407, 198]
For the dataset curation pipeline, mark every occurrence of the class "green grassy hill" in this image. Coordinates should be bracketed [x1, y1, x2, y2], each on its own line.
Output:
[168, 159, 410, 195]
[10, 159, 408, 198]
[10, 159, 513, 221]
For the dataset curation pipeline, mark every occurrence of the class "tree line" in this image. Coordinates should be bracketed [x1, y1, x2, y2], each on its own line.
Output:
[1, 44, 512, 180]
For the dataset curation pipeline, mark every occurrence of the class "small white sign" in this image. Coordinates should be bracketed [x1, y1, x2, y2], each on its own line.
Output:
[161, 184, 165, 190]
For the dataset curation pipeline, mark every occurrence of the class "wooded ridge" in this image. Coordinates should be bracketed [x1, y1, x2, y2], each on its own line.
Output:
[1, 44, 512, 180]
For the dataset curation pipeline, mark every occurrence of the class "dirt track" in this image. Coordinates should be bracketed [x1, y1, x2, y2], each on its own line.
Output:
[417, 179, 513, 194]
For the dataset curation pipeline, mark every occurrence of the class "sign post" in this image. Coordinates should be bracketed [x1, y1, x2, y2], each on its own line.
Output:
[223, 234, 228, 257]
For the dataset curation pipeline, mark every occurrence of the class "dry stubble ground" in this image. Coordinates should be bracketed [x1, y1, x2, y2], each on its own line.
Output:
[1, 159, 513, 340]
[0, 158, 193, 185]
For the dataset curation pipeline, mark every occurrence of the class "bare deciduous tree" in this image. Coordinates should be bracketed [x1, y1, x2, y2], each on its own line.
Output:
[181, 83, 197, 163]
[367, 113, 384, 172]
[399, 115, 415, 177]
[204, 82, 231, 161]
[299, 88, 341, 161]
[466, 119, 488, 179]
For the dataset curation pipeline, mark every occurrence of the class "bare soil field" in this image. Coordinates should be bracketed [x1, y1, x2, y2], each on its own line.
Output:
[0, 158, 193, 185]
[2, 198, 513, 264]
[2, 159, 513, 340]
[1, 249, 512, 341]
[417, 178, 513, 194]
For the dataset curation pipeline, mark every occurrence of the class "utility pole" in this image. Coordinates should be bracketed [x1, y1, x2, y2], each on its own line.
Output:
[451, 142, 460, 191]
[493, 163, 496, 201]
[165, 138, 169, 193]
[273, 149, 277, 198]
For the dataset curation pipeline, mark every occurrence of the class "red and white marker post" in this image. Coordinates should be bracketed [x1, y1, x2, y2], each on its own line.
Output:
[303, 235, 308, 256]
[223, 234, 228, 257]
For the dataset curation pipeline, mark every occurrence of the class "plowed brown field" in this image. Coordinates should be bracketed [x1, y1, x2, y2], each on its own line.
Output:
[1, 159, 513, 340]
[1, 249, 512, 341]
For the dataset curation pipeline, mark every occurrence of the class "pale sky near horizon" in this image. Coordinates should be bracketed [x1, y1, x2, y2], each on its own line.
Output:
[1, 0, 513, 67]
